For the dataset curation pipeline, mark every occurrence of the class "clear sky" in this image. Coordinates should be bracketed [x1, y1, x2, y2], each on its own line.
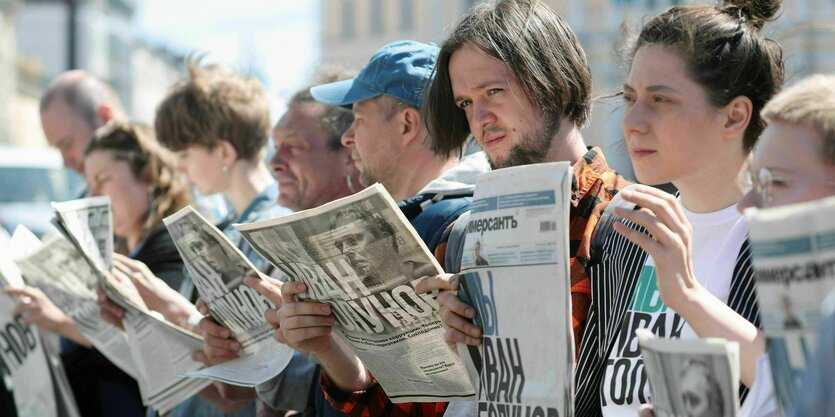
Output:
[133, 0, 321, 119]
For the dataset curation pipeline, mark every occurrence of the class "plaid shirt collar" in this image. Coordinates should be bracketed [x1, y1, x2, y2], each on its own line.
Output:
[571, 146, 611, 207]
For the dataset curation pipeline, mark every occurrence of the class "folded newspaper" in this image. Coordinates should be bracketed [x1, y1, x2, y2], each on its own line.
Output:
[744, 195, 835, 416]
[50, 197, 211, 413]
[0, 233, 79, 417]
[236, 183, 477, 403]
[454, 162, 574, 417]
[163, 206, 294, 386]
[637, 329, 740, 417]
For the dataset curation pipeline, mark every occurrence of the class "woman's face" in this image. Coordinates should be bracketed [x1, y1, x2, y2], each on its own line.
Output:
[84, 150, 150, 239]
[175, 144, 228, 196]
[738, 121, 835, 210]
[621, 45, 728, 187]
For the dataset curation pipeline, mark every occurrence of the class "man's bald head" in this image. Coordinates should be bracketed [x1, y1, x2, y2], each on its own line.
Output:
[40, 70, 125, 173]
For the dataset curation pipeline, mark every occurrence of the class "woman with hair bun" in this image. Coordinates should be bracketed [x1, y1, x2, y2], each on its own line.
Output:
[573, 1, 784, 416]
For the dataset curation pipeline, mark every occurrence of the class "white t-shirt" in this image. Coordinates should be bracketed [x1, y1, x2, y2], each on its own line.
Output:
[601, 199, 748, 416]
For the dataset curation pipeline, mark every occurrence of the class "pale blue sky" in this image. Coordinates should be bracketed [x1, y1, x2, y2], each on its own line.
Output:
[133, 0, 321, 117]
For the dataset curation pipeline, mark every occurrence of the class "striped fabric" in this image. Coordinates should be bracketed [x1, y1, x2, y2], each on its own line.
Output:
[573, 193, 761, 417]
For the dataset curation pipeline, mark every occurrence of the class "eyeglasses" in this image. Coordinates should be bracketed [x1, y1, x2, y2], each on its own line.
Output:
[745, 167, 835, 204]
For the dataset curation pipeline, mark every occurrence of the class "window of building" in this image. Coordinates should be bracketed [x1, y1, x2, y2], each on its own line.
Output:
[342, 0, 355, 38]
[400, 0, 413, 31]
[370, 0, 383, 34]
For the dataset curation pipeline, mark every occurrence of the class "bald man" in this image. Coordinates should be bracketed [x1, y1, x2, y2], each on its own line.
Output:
[39, 70, 125, 173]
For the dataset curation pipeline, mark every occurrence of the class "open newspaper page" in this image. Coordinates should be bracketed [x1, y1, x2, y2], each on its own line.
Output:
[50, 198, 212, 412]
[744, 195, 835, 416]
[163, 206, 294, 386]
[0, 236, 62, 417]
[13, 235, 138, 378]
[636, 329, 740, 417]
[52, 197, 113, 271]
[455, 162, 574, 417]
[236, 184, 476, 403]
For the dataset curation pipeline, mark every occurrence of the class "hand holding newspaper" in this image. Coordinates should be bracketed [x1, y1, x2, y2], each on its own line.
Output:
[636, 329, 741, 417]
[236, 183, 476, 403]
[744, 195, 835, 416]
[49, 197, 211, 413]
[163, 206, 294, 386]
[455, 162, 574, 417]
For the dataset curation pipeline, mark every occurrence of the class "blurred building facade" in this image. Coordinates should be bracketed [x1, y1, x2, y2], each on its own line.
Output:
[1, 0, 185, 147]
[320, 0, 835, 181]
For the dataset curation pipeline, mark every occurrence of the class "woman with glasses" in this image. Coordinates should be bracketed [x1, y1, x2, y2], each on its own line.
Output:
[733, 74, 835, 417]
[571, 0, 785, 416]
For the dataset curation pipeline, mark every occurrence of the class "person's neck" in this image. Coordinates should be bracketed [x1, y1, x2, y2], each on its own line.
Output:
[387, 149, 460, 201]
[544, 120, 587, 165]
[675, 149, 746, 213]
[224, 160, 275, 214]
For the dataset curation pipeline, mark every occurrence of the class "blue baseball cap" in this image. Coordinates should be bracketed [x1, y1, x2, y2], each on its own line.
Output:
[310, 40, 439, 109]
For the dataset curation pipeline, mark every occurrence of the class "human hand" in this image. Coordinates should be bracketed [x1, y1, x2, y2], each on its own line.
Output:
[613, 186, 702, 312]
[5, 286, 73, 334]
[638, 404, 655, 417]
[112, 254, 170, 311]
[254, 279, 335, 355]
[96, 284, 126, 329]
[415, 273, 482, 346]
[194, 315, 240, 365]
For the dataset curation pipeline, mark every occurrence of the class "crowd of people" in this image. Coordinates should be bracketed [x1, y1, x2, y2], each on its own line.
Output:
[3, 0, 835, 416]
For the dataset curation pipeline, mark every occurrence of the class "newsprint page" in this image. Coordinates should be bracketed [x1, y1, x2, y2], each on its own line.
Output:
[0, 234, 62, 417]
[455, 162, 575, 417]
[164, 206, 295, 386]
[236, 184, 477, 403]
[744, 195, 835, 416]
[636, 329, 740, 417]
[50, 197, 211, 413]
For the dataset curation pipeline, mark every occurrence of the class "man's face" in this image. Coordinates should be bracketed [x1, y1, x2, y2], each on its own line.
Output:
[341, 97, 402, 188]
[270, 104, 354, 211]
[41, 98, 97, 173]
[333, 222, 375, 276]
[448, 43, 557, 169]
[190, 240, 223, 271]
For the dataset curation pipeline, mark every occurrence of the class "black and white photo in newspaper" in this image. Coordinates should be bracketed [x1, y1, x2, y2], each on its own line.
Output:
[744, 195, 835, 415]
[636, 329, 740, 417]
[456, 162, 574, 417]
[236, 184, 476, 403]
[164, 206, 294, 386]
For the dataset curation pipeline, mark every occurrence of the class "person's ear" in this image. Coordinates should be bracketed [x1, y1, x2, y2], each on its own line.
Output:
[216, 140, 239, 167]
[722, 96, 753, 141]
[97, 105, 115, 124]
[400, 107, 422, 146]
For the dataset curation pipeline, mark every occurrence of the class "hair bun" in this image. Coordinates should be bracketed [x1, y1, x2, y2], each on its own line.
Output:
[721, 0, 781, 30]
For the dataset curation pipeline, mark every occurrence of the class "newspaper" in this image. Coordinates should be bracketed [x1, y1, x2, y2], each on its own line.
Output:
[163, 206, 294, 386]
[0, 234, 65, 417]
[11, 229, 138, 379]
[454, 162, 574, 417]
[236, 184, 476, 403]
[49, 197, 212, 413]
[637, 329, 740, 417]
[744, 195, 835, 416]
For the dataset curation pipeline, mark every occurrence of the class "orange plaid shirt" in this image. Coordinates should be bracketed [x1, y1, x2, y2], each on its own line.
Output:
[321, 147, 631, 417]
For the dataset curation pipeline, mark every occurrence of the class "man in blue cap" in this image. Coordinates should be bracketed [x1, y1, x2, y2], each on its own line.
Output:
[309, 39, 489, 251]
[251, 40, 489, 414]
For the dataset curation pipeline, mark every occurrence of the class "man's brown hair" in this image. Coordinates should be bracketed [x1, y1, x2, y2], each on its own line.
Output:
[155, 57, 271, 160]
[425, 0, 592, 157]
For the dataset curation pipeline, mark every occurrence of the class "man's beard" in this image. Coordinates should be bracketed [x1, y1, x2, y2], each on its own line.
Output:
[487, 113, 560, 169]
